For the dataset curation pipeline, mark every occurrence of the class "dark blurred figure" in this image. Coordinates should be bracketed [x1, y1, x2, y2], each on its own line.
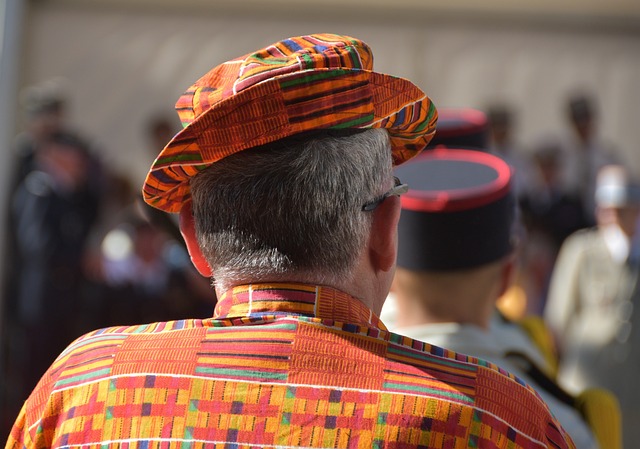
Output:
[426, 107, 487, 150]
[1, 81, 67, 435]
[2, 81, 70, 324]
[518, 141, 590, 313]
[92, 210, 214, 327]
[72, 113, 214, 330]
[141, 114, 215, 313]
[486, 103, 532, 196]
[2, 82, 70, 318]
[521, 141, 591, 251]
[10, 81, 68, 192]
[381, 149, 598, 449]
[558, 93, 622, 224]
[545, 165, 640, 448]
[147, 114, 178, 149]
[3, 131, 102, 416]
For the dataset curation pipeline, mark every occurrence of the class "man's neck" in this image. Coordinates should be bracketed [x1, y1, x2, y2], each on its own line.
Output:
[215, 270, 387, 316]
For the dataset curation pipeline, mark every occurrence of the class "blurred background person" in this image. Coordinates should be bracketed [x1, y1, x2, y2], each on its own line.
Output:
[4, 131, 103, 409]
[557, 93, 624, 225]
[415, 107, 547, 318]
[518, 140, 591, 314]
[381, 148, 599, 449]
[9, 80, 68, 193]
[76, 111, 213, 330]
[91, 208, 213, 328]
[545, 164, 640, 448]
[2, 81, 70, 346]
[486, 103, 533, 196]
[0, 109, 214, 434]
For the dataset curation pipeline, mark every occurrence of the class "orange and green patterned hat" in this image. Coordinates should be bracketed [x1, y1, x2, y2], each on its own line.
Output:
[143, 33, 438, 213]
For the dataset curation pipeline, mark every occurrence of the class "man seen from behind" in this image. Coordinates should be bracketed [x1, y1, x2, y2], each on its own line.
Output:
[7, 34, 575, 449]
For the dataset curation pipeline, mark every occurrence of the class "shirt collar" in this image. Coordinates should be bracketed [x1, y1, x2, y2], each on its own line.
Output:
[213, 282, 387, 331]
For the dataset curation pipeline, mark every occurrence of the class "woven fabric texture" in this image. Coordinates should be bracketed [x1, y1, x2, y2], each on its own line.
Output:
[142, 34, 437, 213]
[7, 284, 574, 448]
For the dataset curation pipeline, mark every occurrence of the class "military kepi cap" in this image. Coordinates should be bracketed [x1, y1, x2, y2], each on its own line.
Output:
[426, 108, 488, 150]
[143, 33, 438, 213]
[396, 148, 514, 271]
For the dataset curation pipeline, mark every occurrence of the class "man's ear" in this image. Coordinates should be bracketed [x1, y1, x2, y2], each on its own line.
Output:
[368, 196, 402, 273]
[179, 200, 213, 278]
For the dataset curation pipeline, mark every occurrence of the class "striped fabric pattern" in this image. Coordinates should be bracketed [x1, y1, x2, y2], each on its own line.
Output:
[7, 284, 575, 448]
[142, 34, 438, 213]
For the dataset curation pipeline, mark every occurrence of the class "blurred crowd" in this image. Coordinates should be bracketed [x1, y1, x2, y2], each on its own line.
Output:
[0, 82, 214, 433]
[488, 94, 626, 318]
[1, 79, 638, 446]
[485, 96, 639, 448]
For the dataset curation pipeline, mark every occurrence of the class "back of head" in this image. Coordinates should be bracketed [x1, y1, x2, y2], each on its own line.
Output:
[393, 258, 506, 326]
[403, 109, 512, 267]
[37, 131, 91, 184]
[20, 80, 67, 139]
[141, 33, 438, 291]
[567, 92, 597, 141]
[567, 93, 595, 126]
[190, 128, 392, 288]
[486, 104, 513, 131]
[391, 149, 516, 327]
[530, 138, 564, 185]
[392, 110, 514, 322]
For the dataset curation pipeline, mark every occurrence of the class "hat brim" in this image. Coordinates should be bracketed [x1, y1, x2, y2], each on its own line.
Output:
[143, 68, 437, 213]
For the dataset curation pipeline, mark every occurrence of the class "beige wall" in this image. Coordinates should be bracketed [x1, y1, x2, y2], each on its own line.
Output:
[18, 3, 640, 188]
[44, 0, 640, 25]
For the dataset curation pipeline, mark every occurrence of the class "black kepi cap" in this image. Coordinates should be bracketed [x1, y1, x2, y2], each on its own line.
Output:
[396, 148, 514, 271]
[426, 108, 488, 150]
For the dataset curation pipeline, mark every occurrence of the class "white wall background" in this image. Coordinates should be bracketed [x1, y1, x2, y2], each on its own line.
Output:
[16, 4, 640, 190]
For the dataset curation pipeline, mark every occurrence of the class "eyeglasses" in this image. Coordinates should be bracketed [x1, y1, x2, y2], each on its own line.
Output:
[362, 176, 409, 211]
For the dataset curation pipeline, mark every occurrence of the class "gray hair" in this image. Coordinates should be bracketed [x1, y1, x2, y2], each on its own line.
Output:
[190, 128, 393, 290]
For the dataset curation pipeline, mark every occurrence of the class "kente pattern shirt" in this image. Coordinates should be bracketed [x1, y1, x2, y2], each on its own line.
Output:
[7, 283, 575, 448]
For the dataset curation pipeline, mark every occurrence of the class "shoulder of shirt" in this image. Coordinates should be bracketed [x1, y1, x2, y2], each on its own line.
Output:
[57, 319, 538, 384]
[65, 319, 205, 345]
[46, 320, 204, 375]
[43, 318, 548, 412]
[385, 330, 538, 393]
[24, 320, 203, 406]
[25, 316, 576, 448]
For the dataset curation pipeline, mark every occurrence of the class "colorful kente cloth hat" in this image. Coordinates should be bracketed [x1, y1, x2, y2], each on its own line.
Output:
[426, 108, 488, 150]
[396, 148, 514, 271]
[143, 33, 438, 213]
